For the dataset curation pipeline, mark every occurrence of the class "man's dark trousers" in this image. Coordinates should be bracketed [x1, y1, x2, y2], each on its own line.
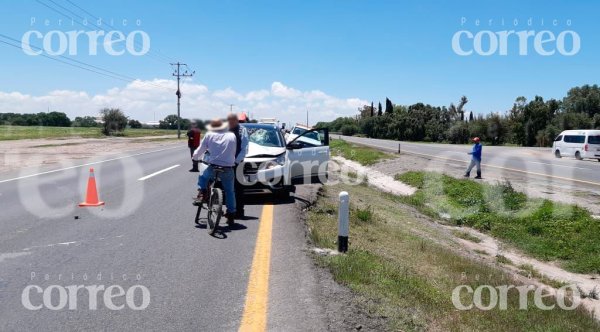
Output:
[234, 163, 245, 217]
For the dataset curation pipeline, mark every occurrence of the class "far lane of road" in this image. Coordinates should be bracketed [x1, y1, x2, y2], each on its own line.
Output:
[339, 135, 600, 187]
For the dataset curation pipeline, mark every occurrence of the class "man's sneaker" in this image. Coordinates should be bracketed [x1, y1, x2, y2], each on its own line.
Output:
[225, 213, 235, 226]
[235, 210, 245, 219]
[474, 176, 482, 179]
[193, 189, 208, 204]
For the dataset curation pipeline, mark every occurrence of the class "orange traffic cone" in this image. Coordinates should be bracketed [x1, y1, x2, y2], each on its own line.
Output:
[79, 168, 105, 207]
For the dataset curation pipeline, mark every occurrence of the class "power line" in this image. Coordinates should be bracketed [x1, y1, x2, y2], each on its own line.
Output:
[0, 39, 137, 83]
[36, 0, 173, 65]
[59, 0, 177, 64]
[1, 37, 157, 119]
[0, 35, 172, 91]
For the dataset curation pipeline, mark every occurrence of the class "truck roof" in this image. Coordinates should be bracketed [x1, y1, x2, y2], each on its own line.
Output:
[560, 129, 600, 135]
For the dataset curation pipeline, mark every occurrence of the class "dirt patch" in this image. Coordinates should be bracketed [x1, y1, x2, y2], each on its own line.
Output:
[331, 156, 416, 196]
[0, 135, 179, 174]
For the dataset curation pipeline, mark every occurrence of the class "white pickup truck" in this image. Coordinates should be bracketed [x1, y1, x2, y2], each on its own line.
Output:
[199, 122, 330, 198]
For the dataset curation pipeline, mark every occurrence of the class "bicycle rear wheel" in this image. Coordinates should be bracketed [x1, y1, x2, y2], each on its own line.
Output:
[206, 188, 223, 235]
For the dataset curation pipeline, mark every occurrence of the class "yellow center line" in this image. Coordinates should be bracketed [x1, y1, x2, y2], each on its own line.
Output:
[239, 204, 274, 332]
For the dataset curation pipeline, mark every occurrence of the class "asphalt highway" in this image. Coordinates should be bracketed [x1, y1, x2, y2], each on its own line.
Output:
[0, 144, 328, 331]
[339, 135, 600, 188]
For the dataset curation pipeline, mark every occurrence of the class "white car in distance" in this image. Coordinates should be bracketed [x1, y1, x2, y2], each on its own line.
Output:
[553, 130, 600, 161]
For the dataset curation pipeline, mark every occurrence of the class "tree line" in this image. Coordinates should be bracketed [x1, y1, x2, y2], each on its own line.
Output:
[316, 85, 600, 146]
[0, 112, 73, 127]
[0, 110, 203, 132]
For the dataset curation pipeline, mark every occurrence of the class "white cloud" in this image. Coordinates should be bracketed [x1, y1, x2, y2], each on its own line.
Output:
[271, 81, 302, 99]
[213, 87, 243, 100]
[245, 89, 270, 101]
[0, 80, 367, 125]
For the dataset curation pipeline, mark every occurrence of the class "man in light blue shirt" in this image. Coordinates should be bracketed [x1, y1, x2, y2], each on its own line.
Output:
[464, 137, 482, 179]
[192, 118, 237, 225]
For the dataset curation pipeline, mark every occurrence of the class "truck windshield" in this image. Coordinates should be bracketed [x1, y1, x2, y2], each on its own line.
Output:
[246, 127, 284, 147]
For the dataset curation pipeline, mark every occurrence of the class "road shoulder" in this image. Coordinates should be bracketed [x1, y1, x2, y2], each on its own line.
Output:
[268, 184, 387, 331]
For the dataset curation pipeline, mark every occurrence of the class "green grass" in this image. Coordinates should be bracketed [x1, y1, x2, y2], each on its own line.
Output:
[0, 125, 178, 141]
[518, 264, 569, 289]
[330, 139, 392, 165]
[452, 230, 482, 243]
[495, 254, 513, 265]
[354, 205, 374, 222]
[308, 183, 599, 331]
[395, 171, 600, 274]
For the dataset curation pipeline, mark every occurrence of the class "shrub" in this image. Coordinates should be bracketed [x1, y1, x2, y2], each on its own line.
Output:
[128, 119, 143, 129]
[340, 124, 359, 136]
[100, 108, 128, 136]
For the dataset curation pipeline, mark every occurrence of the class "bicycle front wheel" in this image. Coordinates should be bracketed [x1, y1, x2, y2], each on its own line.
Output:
[206, 188, 223, 235]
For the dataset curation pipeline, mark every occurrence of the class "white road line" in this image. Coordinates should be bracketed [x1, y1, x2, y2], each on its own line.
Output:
[530, 161, 591, 171]
[341, 138, 600, 187]
[138, 164, 180, 181]
[0, 145, 182, 184]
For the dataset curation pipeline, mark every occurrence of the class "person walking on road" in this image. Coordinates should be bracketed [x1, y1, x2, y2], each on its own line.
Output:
[187, 122, 202, 172]
[227, 113, 249, 218]
[192, 118, 237, 225]
[464, 137, 482, 179]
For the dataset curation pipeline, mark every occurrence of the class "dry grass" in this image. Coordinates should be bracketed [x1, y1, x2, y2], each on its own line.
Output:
[308, 182, 599, 331]
[0, 125, 177, 141]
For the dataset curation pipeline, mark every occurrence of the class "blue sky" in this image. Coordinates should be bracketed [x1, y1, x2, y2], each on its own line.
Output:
[0, 0, 599, 123]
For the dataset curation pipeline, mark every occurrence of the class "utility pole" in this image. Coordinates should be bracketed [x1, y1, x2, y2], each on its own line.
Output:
[171, 62, 195, 139]
[306, 109, 309, 127]
[229, 104, 234, 114]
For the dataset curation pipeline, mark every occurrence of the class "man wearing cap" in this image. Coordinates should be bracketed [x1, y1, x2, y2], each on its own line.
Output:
[187, 122, 202, 172]
[464, 137, 482, 179]
[192, 118, 237, 225]
[227, 113, 249, 218]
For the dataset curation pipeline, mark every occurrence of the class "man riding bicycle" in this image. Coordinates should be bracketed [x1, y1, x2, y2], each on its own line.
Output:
[192, 118, 237, 225]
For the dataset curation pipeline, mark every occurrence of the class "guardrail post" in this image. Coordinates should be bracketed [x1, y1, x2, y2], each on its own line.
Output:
[338, 191, 349, 253]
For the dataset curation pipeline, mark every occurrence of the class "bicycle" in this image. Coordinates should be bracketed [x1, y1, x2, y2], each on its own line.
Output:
[193, 164, 227, 235]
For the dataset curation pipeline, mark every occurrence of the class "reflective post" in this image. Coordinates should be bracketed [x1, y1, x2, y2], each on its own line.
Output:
[338, 191, 349, 253]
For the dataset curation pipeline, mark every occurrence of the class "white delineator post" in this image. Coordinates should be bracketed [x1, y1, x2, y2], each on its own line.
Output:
[338, 191, 350, 253]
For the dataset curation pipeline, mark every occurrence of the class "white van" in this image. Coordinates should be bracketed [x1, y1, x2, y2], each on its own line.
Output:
[553, 130, 600, 161]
